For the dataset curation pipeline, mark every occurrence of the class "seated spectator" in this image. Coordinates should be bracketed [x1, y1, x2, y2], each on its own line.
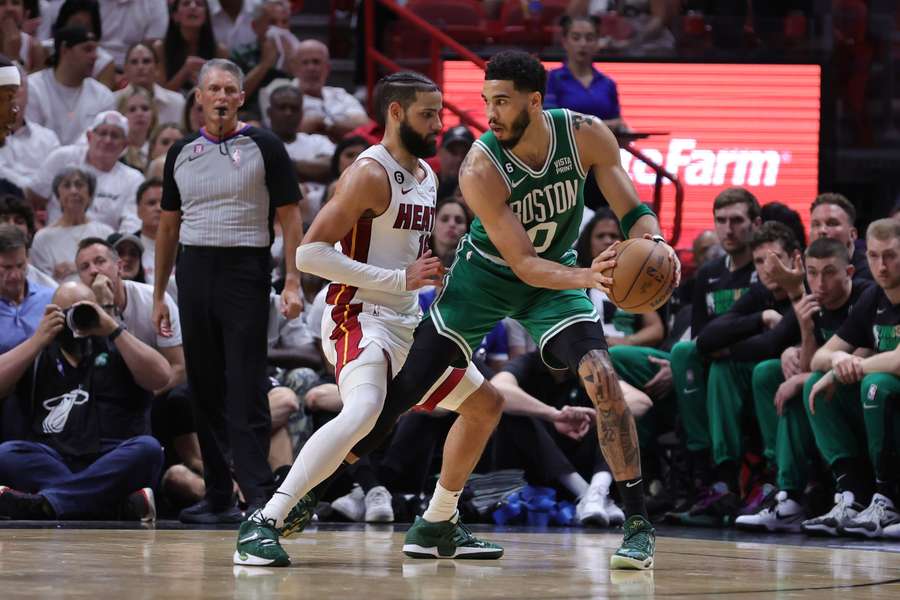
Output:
[133, 178, 177, 299]
[0, 0, 45, 71]
[260, 39, 368, 141]
[0, 224, 53, 353]
[116, 86, 157, 171]
[430, 198, 469, 267]
[208, 0, 256, 51]
[436, 126, 474, 181]
[29, 167, 114, 281]
[266, 84, 334, 219]
[47, 0, 115, 89]
[568, 0, 677, 54]
[145, 123, 186, 180]
[107, 233, 146, 283]
[154, 0, 228, 92]
[115, 42, 186, 127]
[0, 64, 60, 194]
[27, 25, 115, 145]
[27, 111, 144, 233]
[95, 0, 168, 69]
[0, 281, 171, 520]
[0, 195, 56, 288]
[231, 0, 292, 106]
[181, 85, 204, 132]
[323, 135, 369, 204]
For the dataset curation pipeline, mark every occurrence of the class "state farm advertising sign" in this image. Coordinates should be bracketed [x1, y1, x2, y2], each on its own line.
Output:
[442, 61, 821, 248]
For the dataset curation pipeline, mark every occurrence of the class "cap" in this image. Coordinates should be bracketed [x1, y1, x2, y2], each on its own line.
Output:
[89, 110, 129, 136]
[55, 25, 97, 49]
[108, 232, 144, 254]
[441, 125, 475, 149]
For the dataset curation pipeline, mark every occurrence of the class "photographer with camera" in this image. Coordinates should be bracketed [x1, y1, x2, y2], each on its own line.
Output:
[0, 281, 172, 520]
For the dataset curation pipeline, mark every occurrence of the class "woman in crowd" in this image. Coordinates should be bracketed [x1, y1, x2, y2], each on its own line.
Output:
[429, 197, 471, 267]
[117, 42, 187, 125]
[117, 87, 157, 172]
[154, 0, 227, 92]
[30, 168, 113, 282]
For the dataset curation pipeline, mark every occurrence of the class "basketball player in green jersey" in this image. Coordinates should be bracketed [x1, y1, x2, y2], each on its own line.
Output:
[342, 50, 678, 570]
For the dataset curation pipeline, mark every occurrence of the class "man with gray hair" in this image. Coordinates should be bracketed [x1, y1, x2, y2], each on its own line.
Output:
[153, 58, 304, 524]
[231, 0, 293, 105]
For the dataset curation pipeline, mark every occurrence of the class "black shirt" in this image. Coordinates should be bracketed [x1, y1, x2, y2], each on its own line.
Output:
[852, 239, 872, 282]
[690, 254, 757, 338]
[836, 284, 900, 352]
[502, 352, 590, 410]
[696, 282, 792, 357]
[13, 339, 151, 458]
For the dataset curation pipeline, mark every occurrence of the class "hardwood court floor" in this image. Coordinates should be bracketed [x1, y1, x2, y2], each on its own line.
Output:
[2, 523, 900, 599]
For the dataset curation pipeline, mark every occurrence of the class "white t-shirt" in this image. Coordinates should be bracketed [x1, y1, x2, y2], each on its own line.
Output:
[208, 0, 257, 51]
[98, 0, 169, 67]
[29, 144, 144, 233]
[139, 233, 179, 302]
[27, 263, 58, 290]
[259, 79, 367, 128]
[114, 84, 186, 127]
[120, 279, 181, 349]
[266, 291, 316, 351]
[26, 69, 116, 145]
[284, 132, 334, 218]
[0, 121, 61, 190]
[306, 286, 328, 342]
[30, 221, 115, 281]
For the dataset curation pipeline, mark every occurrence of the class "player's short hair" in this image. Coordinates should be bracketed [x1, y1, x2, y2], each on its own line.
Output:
[559, 14, 599, 36]
[866, 218, 900, 243]
[198, 58, 244, 89]
[485, 50, 546, 100]
[372, 71, 439, 128]
[712, 187, 760, 221]
[0, 194, 35, 237]
[136, 178, 162, 205]
[0, 222, 27, 254]
[805, 237, 850, 265]
[810, 192, 856, 225]
[750, 221, 801, 255]
[761, 201, 806, 249]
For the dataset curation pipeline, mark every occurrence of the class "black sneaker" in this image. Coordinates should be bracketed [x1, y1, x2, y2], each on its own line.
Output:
[179, 498, 243, 524]
[0, 486, 54, 519]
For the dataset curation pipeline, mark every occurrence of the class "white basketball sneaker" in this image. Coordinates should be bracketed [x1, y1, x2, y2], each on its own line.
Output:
[735, 490, 805, 532]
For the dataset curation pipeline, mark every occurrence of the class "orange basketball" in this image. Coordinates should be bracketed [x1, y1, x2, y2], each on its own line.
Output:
[605, 238, 676, 313]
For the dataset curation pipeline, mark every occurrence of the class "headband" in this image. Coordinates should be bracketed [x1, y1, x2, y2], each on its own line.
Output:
[0, 66, 20, 87]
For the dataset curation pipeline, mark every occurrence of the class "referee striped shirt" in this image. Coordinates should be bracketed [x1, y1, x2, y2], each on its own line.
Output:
[161, 125, 301, 247]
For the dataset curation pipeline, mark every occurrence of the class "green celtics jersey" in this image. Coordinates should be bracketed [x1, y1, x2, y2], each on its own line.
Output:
[468, 109, 586, 265]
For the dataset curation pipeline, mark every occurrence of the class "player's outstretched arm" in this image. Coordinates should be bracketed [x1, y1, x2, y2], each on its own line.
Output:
[295, 159, 443, 292]
[459, 147, 613, 291]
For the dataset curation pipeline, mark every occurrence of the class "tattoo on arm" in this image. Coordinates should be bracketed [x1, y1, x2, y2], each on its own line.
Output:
[571, 114, 596, 130]
[578, 350, 641, 479]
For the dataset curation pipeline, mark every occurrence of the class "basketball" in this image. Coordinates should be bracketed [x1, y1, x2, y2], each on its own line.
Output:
[605, 238, 676, 313]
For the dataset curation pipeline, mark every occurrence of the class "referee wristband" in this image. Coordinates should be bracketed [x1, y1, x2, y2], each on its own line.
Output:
[108, 324, 126, 342]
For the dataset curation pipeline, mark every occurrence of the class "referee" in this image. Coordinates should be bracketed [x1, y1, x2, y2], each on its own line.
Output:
[152, 59, 303, 523]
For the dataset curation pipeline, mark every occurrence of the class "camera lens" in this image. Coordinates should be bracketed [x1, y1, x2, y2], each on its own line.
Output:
[70, 304, 99, 331]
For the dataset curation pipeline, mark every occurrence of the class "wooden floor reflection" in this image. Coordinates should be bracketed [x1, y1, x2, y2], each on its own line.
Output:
[2, 525, 900, 599]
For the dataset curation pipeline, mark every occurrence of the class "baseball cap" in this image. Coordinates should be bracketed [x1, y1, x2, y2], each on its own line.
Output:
[108, 232, 144, 254]
[54, 25, 97, 50]
[441, 126, 474, 149]
[89, 110, 129, 136]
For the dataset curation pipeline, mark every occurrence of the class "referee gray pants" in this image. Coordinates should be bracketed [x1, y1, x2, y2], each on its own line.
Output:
[176, 245, 274, 507]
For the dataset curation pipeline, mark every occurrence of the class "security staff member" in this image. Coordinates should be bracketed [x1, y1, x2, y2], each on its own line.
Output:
[152, 59, 302, 523]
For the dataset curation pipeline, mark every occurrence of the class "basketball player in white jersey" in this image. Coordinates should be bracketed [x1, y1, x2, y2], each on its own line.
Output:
[234, 72, 499, 566]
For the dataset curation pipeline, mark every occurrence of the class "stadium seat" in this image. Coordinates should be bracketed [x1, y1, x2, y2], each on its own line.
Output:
[497, 0, 568, 47]
[405, 0, 489, 45]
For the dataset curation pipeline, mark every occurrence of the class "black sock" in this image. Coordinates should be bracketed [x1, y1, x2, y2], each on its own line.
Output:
[309, 461, 351, 500]
[616, 477, 647, 519]
[832, 457, 867, 500]
[689, 449, 713, 488]
[784, 489, 803, 503]
[350, 459, 381, 494]
[715, 460, 739, 492]
[876, 479, 899, 504]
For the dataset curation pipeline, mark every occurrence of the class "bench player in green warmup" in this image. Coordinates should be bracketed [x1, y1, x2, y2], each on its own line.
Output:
[374, 50, 677, 570]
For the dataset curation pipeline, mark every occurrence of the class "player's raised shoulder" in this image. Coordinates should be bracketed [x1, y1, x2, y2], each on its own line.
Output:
[459, 144, 507, 194]
[569, 110, 619, 167]
[330, 156, 392, 213]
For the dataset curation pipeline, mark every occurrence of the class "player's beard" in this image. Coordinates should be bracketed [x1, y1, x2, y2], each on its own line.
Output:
[399, 118, 437, 158]
[496, 108, 531, 149]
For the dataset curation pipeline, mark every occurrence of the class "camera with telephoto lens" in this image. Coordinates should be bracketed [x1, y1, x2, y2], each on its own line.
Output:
[64, 303, 100, 333]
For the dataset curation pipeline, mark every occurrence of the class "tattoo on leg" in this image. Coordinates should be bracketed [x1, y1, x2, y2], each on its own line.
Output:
[578, 350, 641, 479]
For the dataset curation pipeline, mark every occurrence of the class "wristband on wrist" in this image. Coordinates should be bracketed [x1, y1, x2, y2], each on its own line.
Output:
[619, 203, 656, 238]
[109, 324, 126, 342]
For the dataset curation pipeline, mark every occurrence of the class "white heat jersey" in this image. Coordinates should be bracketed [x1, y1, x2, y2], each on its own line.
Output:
[325, 144, 437, 316]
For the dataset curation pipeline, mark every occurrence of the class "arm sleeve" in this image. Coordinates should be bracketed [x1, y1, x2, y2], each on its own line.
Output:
[296, 242, 405, 294]
[835, 287, 876, 349]
[160, 138, 189, 211]
[728, 308, 801, 361]
[696, 287, 766, 354]
[253, 129, 302, 208]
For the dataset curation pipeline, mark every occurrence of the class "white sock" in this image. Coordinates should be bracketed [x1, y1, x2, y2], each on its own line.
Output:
[422, 482, 462, 523]
[262, 350, 387, 527]
[591, 471, 612, 491]
[559, 472, 590, 499]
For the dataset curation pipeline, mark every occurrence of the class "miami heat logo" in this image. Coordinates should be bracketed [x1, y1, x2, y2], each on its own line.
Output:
[42, 388, 90, 434]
